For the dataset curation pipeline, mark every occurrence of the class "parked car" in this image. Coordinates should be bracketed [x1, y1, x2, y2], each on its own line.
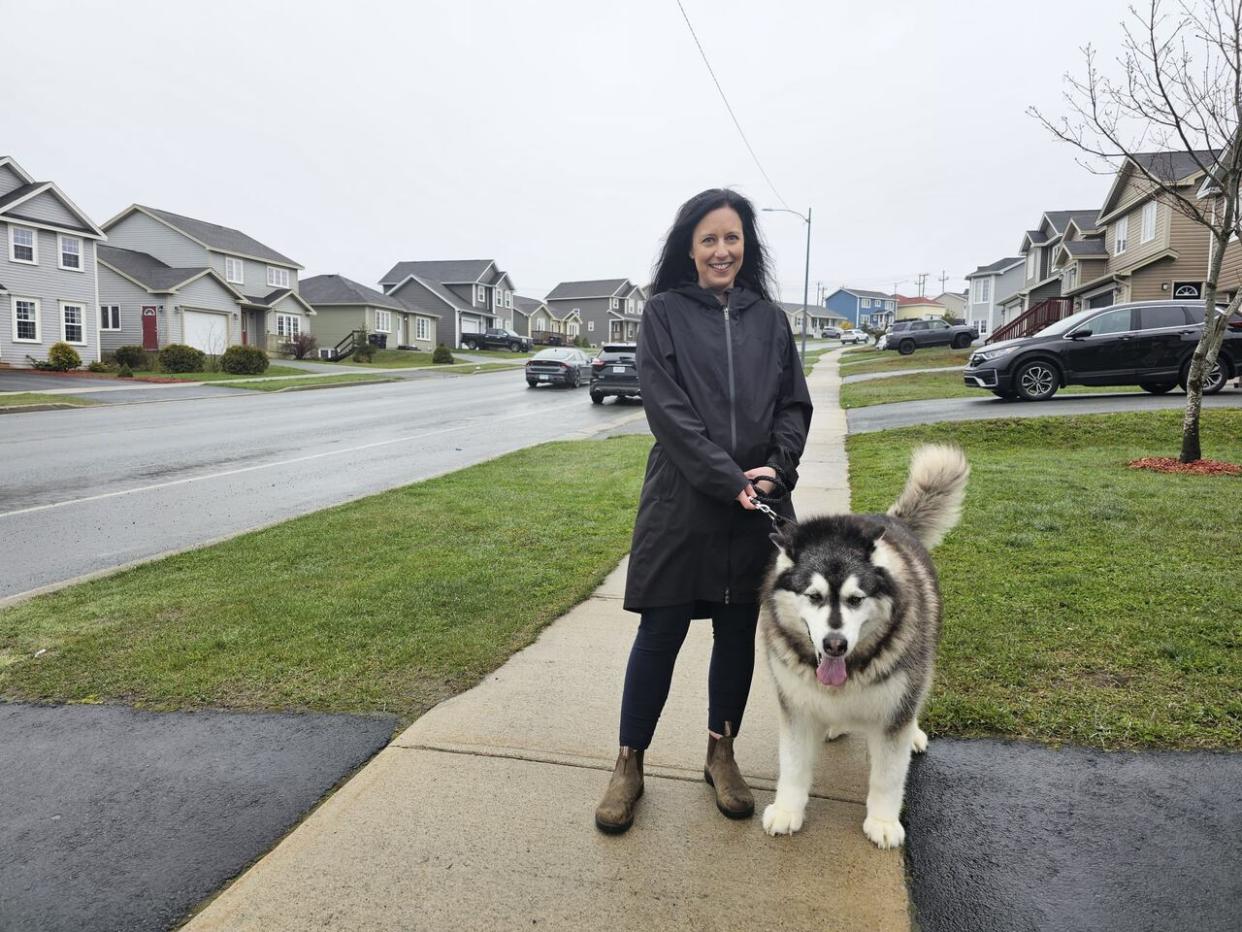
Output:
[525, 347, 592, 387]
[462, 328, 531, 352]
[841, 330, 868, 345]
[961, 300, 1241, 401]
[882, 319, 977, 354]
[819, 327, 842, 340]
[590, 343, 640, 404]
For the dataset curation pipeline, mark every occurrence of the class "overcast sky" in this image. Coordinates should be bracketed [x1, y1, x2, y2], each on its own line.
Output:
[5, 0, 1141, 302]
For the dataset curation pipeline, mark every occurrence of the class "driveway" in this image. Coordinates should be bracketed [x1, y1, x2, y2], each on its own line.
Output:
[0, 370, 118, 393]
[847, 388, 1242, 433]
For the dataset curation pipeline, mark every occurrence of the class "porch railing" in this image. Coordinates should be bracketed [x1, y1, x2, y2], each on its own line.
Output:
[987, 297, 1073, 344]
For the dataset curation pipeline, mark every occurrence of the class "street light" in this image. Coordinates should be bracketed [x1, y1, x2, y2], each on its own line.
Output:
[761, 207, 812, 362]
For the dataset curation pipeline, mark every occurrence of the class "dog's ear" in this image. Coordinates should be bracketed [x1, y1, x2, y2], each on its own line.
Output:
[859, 523, 886, 550]
[770, 529, 797, 572]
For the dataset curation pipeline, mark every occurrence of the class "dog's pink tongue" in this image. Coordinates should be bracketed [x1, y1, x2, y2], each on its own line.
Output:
[817, 657, 848, 687]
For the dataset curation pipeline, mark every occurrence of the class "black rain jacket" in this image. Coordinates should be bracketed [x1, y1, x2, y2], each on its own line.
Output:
[623, 282, 813, 614]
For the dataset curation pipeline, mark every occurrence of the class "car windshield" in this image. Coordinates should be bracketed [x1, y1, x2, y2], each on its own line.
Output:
[1037, 307, 1103, 338]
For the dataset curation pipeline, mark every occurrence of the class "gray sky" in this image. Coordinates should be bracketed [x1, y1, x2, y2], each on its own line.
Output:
[5, 0, 1138, 302]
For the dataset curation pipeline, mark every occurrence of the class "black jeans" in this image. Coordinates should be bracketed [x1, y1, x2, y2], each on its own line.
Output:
[618, 602, 760, 750]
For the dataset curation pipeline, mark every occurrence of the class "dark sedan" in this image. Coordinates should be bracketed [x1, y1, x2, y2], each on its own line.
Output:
[525, 348, 592, 388]
[962, 300, 1241, 401]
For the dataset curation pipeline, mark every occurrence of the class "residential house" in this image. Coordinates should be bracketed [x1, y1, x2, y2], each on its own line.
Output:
[933, 290, 968, 320]
[515, 294, 574, 343]
[998, 209, 1099, 330]
[776, 301, 849, 336]
[0, 156, 107, 368]
[300, 274, 438, 354]
[894, 294, 946, 321]
[100, 205, 313, 353]
[963, 257, 1024, 338]
[379, 260, 516, 348]
[545, 278, 642, 343]
[824, 287, 897, 329]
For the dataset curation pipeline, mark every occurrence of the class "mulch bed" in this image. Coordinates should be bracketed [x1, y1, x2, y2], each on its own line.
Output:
[1128, 456, 1242, 476]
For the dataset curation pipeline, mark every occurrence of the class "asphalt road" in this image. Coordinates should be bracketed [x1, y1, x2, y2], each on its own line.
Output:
[0, 702, 395, 932]
[905, 739, 1242, 932]
[0, 371, 642, 601]
[847, 387, 1242, 433]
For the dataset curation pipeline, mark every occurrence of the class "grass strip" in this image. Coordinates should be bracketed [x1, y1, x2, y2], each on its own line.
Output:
[837, 346, 973, 375]
[129, 365, 307, 382]
[0, 436, 651, 723]
[847, 410, 1242, 750]
[221, 374, 402, 392]
[0, 393, 99, 409]
[840, 369, 1144, 408]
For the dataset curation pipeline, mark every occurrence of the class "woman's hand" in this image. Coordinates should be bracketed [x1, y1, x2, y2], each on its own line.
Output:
[736, 484, 758, 510]
[744, 466, 777, 496]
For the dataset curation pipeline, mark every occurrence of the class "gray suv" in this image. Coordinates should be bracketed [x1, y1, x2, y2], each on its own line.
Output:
[882, 319, 977, 355]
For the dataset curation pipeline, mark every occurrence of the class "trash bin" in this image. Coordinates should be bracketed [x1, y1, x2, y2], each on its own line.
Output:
[367, 332, 388, 349]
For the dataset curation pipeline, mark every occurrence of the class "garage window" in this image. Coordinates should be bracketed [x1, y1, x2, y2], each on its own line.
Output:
[276, 314, 301, 338]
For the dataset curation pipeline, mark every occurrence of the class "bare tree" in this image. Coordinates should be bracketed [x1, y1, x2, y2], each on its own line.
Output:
[1031, 0, 1242, 462]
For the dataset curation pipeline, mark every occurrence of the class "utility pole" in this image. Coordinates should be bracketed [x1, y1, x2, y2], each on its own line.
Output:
[939, 270, 948, 294]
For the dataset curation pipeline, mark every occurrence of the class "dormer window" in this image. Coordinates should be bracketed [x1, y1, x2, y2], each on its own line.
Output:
[225, 256, 244, 284]
[267, 266, 290, 289]
[10, 225, 36, 264]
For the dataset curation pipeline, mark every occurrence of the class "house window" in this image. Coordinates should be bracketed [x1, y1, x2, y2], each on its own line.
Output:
[861, 297, 871, 308]
[59, 235, 82, 271]
[416, 317, 430, 341]
[1141, 201, 1157, 243]
[971, 278, 991, 304]
[886, 300, 894, 310]
[225, 256, 244, 284]
[568, 322, 580, 337]
[1027, 250, 1038, 279]
[476, 285, 485, 304]
[10, 225, 36, 263]
[13, 298, 40, 341]
[1115, 215, 1129, 254]
[375, 309, 392, 332]
[267, 266, 290, 288]
[61, 302, 86, 344]
[100, 304, 121, 330]
[276, 314, 301, 338]
[506, 292, 513, 308]
[587, 320, 595, 332]
[977, 318, 989, 334]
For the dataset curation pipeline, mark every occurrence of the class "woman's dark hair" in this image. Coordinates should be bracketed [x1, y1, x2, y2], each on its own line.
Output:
[650, 188, 776, 301]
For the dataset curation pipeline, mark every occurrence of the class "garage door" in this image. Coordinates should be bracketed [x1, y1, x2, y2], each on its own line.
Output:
[461, 316, 482, 334]
[183, 310, 229, 354]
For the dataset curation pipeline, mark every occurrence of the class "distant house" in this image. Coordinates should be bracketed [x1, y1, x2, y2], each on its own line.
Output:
[894, 294, 945, 321]
[515, 294, 571, 343]
[379, 259, 515, 349]
[0, 156, 107, 368]
[100, 205, 313, 354]
[963, 257, 1024, 338]
[776, 301, 849, 336]
[933, 291, 968, 320]
[300, 274, 438, 354]
[824, 287, 897, 329]
[545, 278, 642, 343]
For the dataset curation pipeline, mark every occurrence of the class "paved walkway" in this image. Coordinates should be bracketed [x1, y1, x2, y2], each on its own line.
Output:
[187, 349, 912, 931]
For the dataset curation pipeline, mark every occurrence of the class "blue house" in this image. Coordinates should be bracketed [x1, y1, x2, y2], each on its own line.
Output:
[824, 287, 897, 328]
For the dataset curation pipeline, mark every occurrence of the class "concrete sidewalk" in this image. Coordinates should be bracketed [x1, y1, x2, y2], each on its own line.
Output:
[188, 349, 911, 931]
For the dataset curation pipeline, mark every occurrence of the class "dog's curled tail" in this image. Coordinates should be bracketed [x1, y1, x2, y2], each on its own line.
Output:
[887, 444, 969, 550]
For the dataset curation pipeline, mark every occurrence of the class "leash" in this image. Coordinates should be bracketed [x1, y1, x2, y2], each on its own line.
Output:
[747, 474, 796, 530]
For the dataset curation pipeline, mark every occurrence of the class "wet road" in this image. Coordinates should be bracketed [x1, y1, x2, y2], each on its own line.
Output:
[0, 371, 642, 601]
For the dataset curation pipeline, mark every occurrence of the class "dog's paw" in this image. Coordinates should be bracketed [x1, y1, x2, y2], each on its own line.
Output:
[762, 803, 805, 836]
[862, 816, 906, 849]
[825, 727, 848, 742]
[911, 727, 928, 753]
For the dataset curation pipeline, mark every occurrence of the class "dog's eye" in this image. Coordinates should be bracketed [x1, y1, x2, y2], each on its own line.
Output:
[805, 591, 822, 605]
[846, 595, 864, 608]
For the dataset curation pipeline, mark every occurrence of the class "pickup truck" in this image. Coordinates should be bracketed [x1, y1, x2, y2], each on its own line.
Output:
[460, 328, 531, 352]
[880, 319, 977, 354]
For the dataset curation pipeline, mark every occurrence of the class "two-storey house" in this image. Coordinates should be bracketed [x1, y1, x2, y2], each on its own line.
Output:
[300, 274, 438, 355]
[545, 279, 642, 343]
[964, 257, 1023, 338]
[99, 205, 313, 354]
[933, 291, 968, 321]
[379, 260, 515, 348]
[823, 287, 896, 329]
[0, 156, 107, 368]
[515, 294, 574, 343]
[997, 210, 1098, 334]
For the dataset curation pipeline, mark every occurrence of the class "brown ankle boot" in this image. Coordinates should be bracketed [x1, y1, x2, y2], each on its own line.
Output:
[704, 722, 754, 819]
[595, 746, 644, 834]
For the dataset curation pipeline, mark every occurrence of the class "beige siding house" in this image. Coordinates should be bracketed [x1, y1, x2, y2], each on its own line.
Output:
[300, 274, 437, 355]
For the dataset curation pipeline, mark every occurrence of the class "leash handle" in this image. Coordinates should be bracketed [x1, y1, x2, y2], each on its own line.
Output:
[748, 471, 789, 508]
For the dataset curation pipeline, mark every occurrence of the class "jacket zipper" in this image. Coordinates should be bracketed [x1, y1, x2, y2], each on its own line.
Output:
[723, 290, 737, 606]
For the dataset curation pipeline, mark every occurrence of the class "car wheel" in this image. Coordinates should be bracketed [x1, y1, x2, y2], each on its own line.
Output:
[1014, 360, 1059, 401]
[569, 370, 580, 388]
[952, 334, 972, 349]
[465, 340, 477, 350]
[1180, 358, 1228, 394]
[898, 339, 916, 356]
[1139, 381, 1177, 394]
[590, 391, 603, 405]
[527, 379, 537, 388]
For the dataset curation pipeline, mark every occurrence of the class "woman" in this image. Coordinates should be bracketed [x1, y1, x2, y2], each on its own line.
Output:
[594, 188, 813, 833]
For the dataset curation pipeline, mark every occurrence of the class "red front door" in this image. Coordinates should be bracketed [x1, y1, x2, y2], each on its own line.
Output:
[141, 306, 158, 350]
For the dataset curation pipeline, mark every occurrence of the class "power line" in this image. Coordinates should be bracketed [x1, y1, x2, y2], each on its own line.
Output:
[673, 0, 791, 210]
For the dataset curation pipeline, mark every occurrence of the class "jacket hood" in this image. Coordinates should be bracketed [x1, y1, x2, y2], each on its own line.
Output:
[668, 282, 765, 312]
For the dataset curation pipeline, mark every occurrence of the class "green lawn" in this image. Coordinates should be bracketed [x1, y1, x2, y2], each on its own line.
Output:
[0, 393, 99, 409]
[221, 374, 403, 392]
[801, 347, 832, 376]
[459, 348, 535, 359]
[129, 365, 307, 382]
[0, 437, 652, 723]
[837, 345, 973, 375]
[847, 410, 1242, 749]
[840, 369, 1145, 408]
[327, 350, 442, 368]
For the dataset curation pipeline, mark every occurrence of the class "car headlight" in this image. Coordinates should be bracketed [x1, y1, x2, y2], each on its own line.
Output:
[973, 346, 1017, 363]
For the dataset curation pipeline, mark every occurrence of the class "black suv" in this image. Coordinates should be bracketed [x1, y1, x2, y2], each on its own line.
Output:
[590, 343, 640, 404]
[882, 319, 977, 354]
[962, 300, 1240, 401]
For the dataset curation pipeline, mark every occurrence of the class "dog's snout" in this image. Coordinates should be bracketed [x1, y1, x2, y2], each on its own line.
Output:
[822, 633, 848, 657]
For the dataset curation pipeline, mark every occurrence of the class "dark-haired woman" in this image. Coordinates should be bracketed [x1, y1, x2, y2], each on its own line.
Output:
[594, 189, 813, 833]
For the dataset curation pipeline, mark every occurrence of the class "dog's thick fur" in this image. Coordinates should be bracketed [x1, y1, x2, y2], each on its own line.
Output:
[759, 444, 968, 849]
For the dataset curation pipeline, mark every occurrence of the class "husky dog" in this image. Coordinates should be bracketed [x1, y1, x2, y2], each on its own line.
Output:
[759, 444, 968, 849]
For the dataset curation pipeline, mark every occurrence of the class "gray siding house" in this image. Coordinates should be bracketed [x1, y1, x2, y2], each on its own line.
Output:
[101, 205, 313, 353]
[545, 278, 642, 343]
[379, 259, 515, 349]
[963, 257, 1023, 338]
[0, 156, 106, 368]
[300, 274, 438, 354]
